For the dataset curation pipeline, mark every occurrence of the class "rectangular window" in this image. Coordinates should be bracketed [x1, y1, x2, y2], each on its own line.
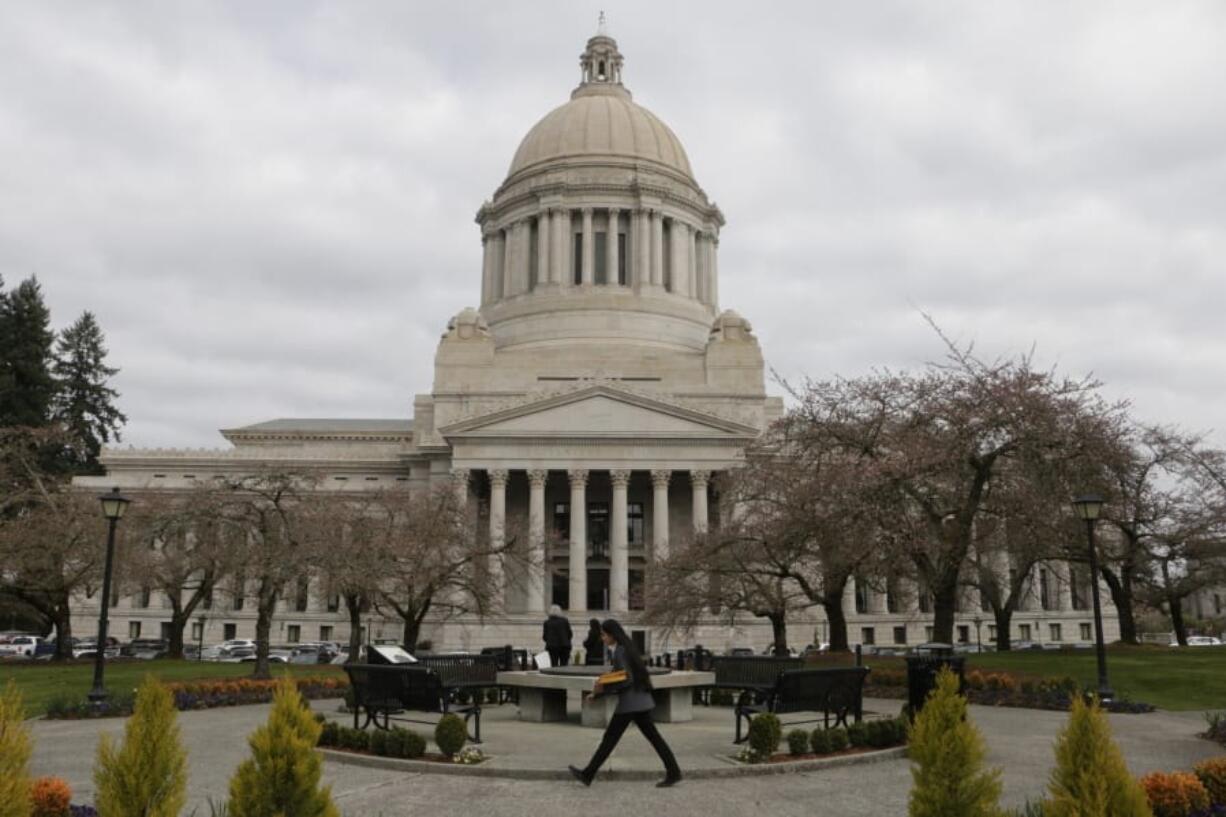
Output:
[232, 574, 245, 611]
[957, 625, 970, 644]
[295, 577, 310, 613]
[1049, 623, 1062, 642]
[326, 594, 340, 613]
[988, 625, 998, 641]
[893, 626, 907, 645]
[617, 233, 628, 285]
[223, 623, 237, 641]
[573, 233, 583, 284]
[320, 625, 334, 642]
[1080, 623, 1092, 641]
[191, 621, 203, 641]
[886, 581, 900, 614]
[553, 502, 570, 543]
[627, 502, 644, 546]
[202, 588, 213, 610]
[1019, 623, 1032, 642]
[860, 627, 875, 646]
[128, 621, 142, 639]
[1215, 594, 1222, 615]
[110, 588, 119, 608]
[854, 581, 868, 615]
[588, 502, 609, 560]
[160, 622, 172, 640]
[287, 625, 301, 643]
[925, 626, 934, 641]
[594, 232, 607, 284]
[138, 587, 151, 609]
[1040, 568, 1053, 611]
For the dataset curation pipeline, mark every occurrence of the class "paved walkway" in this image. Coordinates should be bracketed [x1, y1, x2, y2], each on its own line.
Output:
[29, 697, 1222, 816]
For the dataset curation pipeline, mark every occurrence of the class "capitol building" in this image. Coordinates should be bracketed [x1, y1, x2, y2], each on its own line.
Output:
[75, 24, 1114, 654]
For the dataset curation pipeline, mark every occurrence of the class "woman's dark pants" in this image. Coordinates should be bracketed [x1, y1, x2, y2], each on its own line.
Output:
[582, 711, 680, 780]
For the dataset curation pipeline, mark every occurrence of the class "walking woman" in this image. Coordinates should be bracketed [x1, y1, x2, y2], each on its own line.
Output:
[582, 618, 605, 665]
[568, 619, 682, 787]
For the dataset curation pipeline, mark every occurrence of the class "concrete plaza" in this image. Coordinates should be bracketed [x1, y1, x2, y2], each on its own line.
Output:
[29, 697, 1221, 816]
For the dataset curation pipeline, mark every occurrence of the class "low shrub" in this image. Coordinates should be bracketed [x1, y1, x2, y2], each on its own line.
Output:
[29, 777, 72, 817]
[747, 713, 782, 758]
[434, 714, 467, 758]
[1140, 771, 1210, 817]
[828, 727, 849, 752]
[1193, 756, 1226, 805]
[385, 728, 426, 759]
[846, 721, 869, 748]
[786, 729, 810, 755]
[367, 730, 388, 756]
[1205, 712, 1226, 747]
[317, 721, 339, 748]
[810, 728, 833, 754]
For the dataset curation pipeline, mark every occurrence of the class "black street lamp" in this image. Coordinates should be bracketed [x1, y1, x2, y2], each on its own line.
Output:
[88, 487, 131, 706]
[1072, 493, 1113, 702]
[973, 615, 983, 653]
[197, 613, 207, 662]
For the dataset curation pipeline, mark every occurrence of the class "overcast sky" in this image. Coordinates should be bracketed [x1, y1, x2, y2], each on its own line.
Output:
[2, 1, 1224, 450]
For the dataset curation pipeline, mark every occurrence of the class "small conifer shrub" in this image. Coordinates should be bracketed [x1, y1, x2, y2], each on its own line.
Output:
[1044, 695, 1151, 817]
[0, 682, 32, 817]
[786, 729, 810, 755]
[227, 677, 338, 817]
[434, 714, 467, 758]
[907, 667, 1002, 817]
[94, 676, 187, 817]
[747, 713, 782, 758]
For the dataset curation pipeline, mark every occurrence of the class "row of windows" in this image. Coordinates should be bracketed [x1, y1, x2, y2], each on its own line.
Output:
[852, 566, 1095, 616]
[859, 621, 1093, 647]
[133, 620, 339, 644]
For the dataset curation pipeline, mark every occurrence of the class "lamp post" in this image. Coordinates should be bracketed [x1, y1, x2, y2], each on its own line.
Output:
[88, 487, 131, 706]
[196, 614, 207, 662]
[973, 616, 983, 653]
[1072, 493, 1113, 702]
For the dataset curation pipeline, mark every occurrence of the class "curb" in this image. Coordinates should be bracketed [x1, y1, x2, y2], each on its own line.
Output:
[321, 745, 908, 781]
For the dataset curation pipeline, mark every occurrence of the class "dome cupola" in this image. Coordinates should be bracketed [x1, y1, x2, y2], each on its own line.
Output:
[473, 19, 726, 354]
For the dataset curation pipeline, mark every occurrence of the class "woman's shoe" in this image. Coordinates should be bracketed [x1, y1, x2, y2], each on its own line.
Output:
[656, 773, 682, 788]
[568, 765, 592, 786]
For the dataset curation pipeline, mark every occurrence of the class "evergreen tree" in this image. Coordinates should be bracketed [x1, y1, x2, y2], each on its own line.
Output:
[908, 668, 1004, 817]
[228, 678, 338, 817]
[93, 675, 188, 817]
[0, 680, 33, 817]
[52, 311, 126, 471]
[0, 277, 56, 428]
[1045, 695, 1152, 817]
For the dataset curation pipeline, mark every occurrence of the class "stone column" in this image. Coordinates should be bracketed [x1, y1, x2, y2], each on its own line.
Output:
[488, 470, 508, 609]
[671, 220, 689, 296]
[610, 470, 631, 612]
[490, 231, 506, 300]
[650, 210, 665, 287]
[694, 232, 707, 303]
[527, 469, 548, 613]
[606, 208, 620, 286]
[843, 577, 857, 619]
[549, 208, 565, 285]
[691, 470, 710, 534]
[581, 208, 594, 285]
[709, 235, 720, 309]
[502, 224, 518, 297]
[636, 210, 651, 290]
[568, 469, 588, 612]
[536, 212, 550, 288]
[687, 228, 698, 299]
[480, 233, 493, 306]
[451, 468, 470, 509]
[651, 470, 671, 561]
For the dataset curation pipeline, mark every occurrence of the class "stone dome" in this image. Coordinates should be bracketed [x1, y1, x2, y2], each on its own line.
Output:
[507, 86, 693, 180]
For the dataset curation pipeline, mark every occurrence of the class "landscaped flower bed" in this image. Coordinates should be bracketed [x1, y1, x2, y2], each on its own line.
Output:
[317, 717, 487, 765]
[866, 668, 1154, 713]
[43, 675, 349, 719]
[733, 713, 909, 764]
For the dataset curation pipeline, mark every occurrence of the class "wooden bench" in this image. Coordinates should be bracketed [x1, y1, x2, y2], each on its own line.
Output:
[735, 666, 871, 743]
[343, 663, 485, 743]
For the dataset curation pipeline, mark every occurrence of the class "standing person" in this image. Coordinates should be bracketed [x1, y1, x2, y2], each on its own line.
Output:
[542, 605, 572, 667]
[583, 618, 605, 665]
[569, 619, 681, 787]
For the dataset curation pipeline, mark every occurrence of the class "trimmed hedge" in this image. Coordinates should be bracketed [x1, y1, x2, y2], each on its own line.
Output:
[786, 729, 809, 755]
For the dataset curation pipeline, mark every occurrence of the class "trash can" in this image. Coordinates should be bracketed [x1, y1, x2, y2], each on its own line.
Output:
[905, 642, 965, 715]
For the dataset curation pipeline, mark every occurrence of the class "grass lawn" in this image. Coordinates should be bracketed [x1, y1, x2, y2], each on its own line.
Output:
[0, 658, 344, 717]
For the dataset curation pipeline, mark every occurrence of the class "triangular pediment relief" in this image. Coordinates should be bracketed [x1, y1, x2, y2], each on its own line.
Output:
[440, 386, 758, 439]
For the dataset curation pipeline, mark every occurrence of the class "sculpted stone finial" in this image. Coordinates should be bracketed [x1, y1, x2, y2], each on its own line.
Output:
[442, 307, 491, 341]
[709, 309, 755, 343]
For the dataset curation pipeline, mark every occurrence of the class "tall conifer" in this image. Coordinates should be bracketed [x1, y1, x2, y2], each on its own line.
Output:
[52, 311, 126, 470]
[0, 277, 56, 428]
[0, 680, 33, 817]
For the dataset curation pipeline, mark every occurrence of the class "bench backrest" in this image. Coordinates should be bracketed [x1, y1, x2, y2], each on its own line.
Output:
[414, 654, 499, 688]
[344, 664, 445, 712]
[710, 655, 803, 689]
[772, 666, 870, 715]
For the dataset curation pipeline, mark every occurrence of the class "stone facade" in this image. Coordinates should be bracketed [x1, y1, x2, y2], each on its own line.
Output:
[71, 24, 1118, 654]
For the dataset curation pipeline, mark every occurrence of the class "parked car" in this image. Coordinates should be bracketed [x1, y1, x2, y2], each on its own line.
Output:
[1170, 635, 1223, 647]
[0, 636, 42, 658]
[72, 639, 121, 660]
[289, 644, 338, 664]
[121, 638, 169, 659]
[726, 647, 755, 657]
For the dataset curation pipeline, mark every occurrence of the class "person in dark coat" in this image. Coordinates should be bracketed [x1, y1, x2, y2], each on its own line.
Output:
[569, 619, 681, 787]
[542, 605, 572, 667]
[582, 618, 605, 665]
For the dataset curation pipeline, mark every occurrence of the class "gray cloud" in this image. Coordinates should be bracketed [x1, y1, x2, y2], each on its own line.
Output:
[1, 1, 1223, 448]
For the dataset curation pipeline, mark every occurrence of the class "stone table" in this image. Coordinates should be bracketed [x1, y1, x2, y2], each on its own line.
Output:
[496, 667, 716, 727]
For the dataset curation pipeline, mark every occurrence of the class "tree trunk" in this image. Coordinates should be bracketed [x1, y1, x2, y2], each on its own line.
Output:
[822, 597, 849, 653]
[1169, 594, 1188, 646]
[993, 607, 1013, 651]
[51, 600, 73, 661]
[1100, 566, 1139, 644]
[167, 614, 186, 659]
[930, 580, 959, 644]
[767, 611, 788, 655]
[251, 579, 277, 680]
[345, 593, 363, 663]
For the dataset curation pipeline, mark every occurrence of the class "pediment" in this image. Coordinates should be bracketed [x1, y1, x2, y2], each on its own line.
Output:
[440, 386, 759, 440]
